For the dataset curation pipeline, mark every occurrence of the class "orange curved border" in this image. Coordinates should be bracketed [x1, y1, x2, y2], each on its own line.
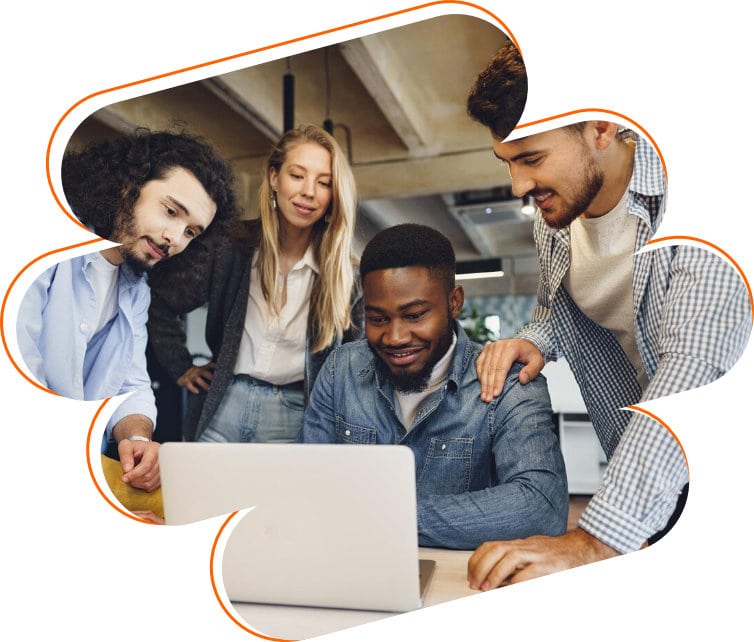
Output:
[514, 108, 667, 180]
[624, 405, 687, 466]
[86, 398, 156, 525]
[210, 512, 295, 641]
[646, 235, 754, 319]
[45, 1, 516, 228]
[1, 237, 103, 393]
[18, 1, 737, 637]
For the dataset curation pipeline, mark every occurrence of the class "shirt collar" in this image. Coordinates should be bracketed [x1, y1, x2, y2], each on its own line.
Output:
[251, 243, 320, 275]
[85, 250, 143, 286]
[628, 135, 666, 198]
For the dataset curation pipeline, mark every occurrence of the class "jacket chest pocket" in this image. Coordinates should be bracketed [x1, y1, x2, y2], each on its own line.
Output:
[417, 437, 473, 496]
[335, 420, 377, 444]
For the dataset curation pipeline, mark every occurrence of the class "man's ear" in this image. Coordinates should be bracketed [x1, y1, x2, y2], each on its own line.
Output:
[449, 284, 464, 318]
[591, 121, 620, 150]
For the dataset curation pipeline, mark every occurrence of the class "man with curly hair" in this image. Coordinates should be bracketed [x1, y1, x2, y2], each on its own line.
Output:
[17, 129, 240, 491]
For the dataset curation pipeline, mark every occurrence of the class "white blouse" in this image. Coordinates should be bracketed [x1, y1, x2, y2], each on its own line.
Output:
[233, 245, 318, 385]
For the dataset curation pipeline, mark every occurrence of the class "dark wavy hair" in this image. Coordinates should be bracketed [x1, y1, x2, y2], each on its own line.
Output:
[466, 39, 528, 140]
[61, 127, 241, 239]
[359, 223, 456, 293]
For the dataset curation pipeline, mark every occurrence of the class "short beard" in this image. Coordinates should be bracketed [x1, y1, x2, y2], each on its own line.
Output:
[110, 208, 162, 276]
[370, 314, 455, 394]
[540, 152, 604, 230]
[374, 356, 434, 394]
[118, 245, 152, 276]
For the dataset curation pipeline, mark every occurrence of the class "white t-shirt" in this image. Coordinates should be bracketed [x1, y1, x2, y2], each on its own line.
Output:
[564, 189, 647, 389]
[90, 252, 120, 338]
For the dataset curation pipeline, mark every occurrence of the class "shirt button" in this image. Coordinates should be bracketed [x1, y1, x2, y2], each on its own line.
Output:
[80, 323, 89, 333]
[345, 429, 351, 437]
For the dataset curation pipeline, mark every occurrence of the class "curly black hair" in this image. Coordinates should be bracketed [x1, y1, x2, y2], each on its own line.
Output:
[359, 223, 456, 292]
[466, 39, 528, 140]
[61, 127, 241, 240]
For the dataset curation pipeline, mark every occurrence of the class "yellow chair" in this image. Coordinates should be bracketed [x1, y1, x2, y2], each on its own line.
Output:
[101, 454, 164, 521]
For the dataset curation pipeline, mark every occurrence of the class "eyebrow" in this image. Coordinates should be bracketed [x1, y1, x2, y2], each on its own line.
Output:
[493, 149, 541, 164]
[364, 299, 430, 313]
[168, 196, 207, 233]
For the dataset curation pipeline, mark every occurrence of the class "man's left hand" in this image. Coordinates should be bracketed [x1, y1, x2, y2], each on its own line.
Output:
[118, 439, 161, 492]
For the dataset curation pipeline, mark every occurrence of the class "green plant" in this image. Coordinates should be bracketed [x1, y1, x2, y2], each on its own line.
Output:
[460, 303, 495, 344]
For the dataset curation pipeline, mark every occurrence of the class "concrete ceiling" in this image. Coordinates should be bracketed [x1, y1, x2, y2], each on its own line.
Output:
[67, 14, 539, 296]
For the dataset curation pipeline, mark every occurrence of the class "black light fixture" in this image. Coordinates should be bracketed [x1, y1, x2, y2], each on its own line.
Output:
[283, 57, 295, 132]
[455, 258, 505, 281]
[323, 48, 334, 134]
[319, 47, 354, 163]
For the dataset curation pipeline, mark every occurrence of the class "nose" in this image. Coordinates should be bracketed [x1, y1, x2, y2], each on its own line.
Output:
[301, 176, 315, 198]
[509, 165, 535, 198]
[163, 220, 188, 255]
[384, 319, 411, 346]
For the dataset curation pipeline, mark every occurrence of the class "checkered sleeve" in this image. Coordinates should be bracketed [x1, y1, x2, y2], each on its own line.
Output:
[639, 245, 751, 399]
[579, 411, 687, 552]
[580, 245, 751, 552]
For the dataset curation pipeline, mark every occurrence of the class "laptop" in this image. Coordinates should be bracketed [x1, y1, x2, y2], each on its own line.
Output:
[159, 442, 435, 612]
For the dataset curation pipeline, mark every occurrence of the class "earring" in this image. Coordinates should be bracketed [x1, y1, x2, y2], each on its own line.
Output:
[271, 190, 278, 211]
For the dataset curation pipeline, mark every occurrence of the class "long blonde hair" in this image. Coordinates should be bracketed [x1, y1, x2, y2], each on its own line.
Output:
[257, 124, 357, 352]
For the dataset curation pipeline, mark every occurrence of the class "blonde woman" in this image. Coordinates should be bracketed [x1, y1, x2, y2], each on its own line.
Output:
[147, 124, 363, 442]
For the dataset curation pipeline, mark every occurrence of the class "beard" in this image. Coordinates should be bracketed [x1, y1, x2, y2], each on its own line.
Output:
[110, 209, 167, 276]
[537, 152, 604, 230]
[370, 313, 455, 394]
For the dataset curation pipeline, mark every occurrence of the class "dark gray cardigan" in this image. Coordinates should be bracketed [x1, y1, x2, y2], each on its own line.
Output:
[147, 220, 364, 441]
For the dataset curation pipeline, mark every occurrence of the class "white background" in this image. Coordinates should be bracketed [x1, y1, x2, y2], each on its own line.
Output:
[2, 1, 751, 640]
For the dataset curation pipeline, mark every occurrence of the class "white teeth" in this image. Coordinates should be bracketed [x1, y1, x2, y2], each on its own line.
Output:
[535, 192, 552, 202]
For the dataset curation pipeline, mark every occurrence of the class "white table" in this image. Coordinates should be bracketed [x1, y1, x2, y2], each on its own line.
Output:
[228, 547, 478, 640]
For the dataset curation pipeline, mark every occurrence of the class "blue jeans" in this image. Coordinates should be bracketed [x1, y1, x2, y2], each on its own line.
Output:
[199, 374, 305, 443]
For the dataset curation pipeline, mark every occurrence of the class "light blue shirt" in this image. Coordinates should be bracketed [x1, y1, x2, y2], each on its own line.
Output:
[301, 323, 568, 550]
[16, 251, 157, 441]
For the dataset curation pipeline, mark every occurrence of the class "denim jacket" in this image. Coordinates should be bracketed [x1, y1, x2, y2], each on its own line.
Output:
[301, 323, 568, 549]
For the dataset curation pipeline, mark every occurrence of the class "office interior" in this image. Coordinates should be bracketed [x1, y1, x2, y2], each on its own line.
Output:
[68, 14, 602, 521]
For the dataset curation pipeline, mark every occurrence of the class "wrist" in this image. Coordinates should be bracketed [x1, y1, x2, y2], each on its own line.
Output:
[573, 527, 620, 564]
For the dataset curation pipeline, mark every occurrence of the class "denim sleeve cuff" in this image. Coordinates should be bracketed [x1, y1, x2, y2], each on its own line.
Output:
[578, 494, 657, 554]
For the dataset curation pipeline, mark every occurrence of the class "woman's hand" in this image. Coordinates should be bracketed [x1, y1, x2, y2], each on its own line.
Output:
[177, 362, 217, 394]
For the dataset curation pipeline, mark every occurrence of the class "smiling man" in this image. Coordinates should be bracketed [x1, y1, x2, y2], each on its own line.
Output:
[300, 224, 568, 550]
[463, 42, 751, 587]
[17, 129, 240, 491]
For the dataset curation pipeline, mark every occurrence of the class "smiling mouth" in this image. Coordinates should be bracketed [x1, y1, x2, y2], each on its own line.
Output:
[380, 346, 425, 367]
[145, 238, 168, 260]
[533, 191, 554, 209]
[293, 202, 316, 215]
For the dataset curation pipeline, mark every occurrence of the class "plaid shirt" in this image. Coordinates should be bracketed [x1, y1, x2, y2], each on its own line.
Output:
[518, 136, 752, 552]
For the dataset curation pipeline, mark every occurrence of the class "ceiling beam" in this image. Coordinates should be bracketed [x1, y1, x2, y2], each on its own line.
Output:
[339, 37, 432, 156]
[199, 78, 280, 144]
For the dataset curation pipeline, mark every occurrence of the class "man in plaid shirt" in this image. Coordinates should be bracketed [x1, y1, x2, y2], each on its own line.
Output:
[464, 42, 751, 588]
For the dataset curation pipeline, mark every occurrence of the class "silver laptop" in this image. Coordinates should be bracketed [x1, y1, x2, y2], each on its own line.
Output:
[159, 442, 435, 612]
